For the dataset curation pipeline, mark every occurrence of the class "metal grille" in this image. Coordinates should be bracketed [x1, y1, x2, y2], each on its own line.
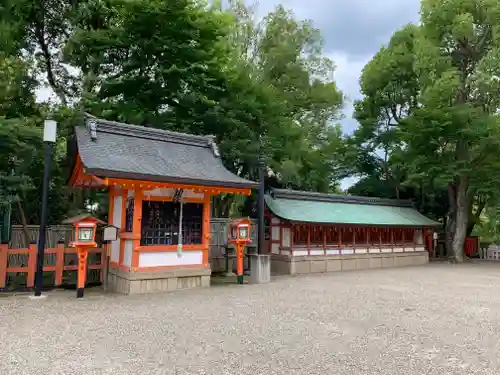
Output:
[182, 203, 203, 245]
[125, 197, 134, 232]
[140, 201, 203, 246]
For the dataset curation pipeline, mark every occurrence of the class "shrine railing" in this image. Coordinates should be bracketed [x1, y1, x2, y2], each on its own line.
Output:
[0, 243, 106, 290]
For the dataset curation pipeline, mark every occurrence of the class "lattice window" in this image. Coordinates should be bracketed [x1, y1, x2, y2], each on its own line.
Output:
[367, 228, 381, 245]
[380, 228, 392, 245]
[394, 229, 406, 245]
[140, 201, 203, 246]
[325, 227, 339, 244]
[125, 198, 134, 232]
[404, 228, 415, 244]
[354, 228, 366, 245]
[310, 226, 323, 244]
[293, 225, 308, 245]
[181, 203, 203, 245]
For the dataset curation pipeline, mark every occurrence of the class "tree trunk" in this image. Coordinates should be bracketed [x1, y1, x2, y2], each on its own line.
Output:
[16, 198, 30, 248]
[466, 197, 486, 237]
[445, 183, 456, 257]
[451, 176, 468, 262]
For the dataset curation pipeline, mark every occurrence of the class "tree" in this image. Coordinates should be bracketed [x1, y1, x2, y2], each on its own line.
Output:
[352, 24, 419, 199]
[356, 0, 500, 261]
[0, 55, 42, 244]
[403, 0, 500, 261]
[220, 2, 346, 192]
[0, 0, 350, 222]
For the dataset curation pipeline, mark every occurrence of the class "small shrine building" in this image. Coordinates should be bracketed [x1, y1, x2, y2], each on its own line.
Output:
[265, 189, 440, 275]
[69, 117, 257, 294]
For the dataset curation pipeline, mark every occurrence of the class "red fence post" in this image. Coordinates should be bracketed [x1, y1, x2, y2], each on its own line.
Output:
[55, 242, 65, 286]
[0, 244, 8, 289]
[27, 242, 37, 288]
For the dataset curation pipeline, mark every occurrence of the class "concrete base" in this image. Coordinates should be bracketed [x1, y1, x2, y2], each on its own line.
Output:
[271, 251, 429, 275]
[108, 267, 211, 295]
[28, 295, 48, 300]
[249, 254, 271, 284]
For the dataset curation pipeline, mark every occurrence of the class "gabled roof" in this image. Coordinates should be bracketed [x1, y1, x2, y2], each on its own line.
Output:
[73, 117, 258, 189]
[266, 189, 440, 227]
[62, 214, 106, 225]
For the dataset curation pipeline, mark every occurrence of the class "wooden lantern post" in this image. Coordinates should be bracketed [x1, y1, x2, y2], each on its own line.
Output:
[228, 218, 252, 284]
[63, 215, 105, 298]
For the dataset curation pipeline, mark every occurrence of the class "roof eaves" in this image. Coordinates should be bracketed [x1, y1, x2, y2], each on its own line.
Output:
[86, 167, 259, 189]
[270, 188, 413, 208]
[265, 195, 441, 227]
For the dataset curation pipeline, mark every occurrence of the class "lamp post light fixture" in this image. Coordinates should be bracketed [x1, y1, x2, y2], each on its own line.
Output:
[34, 120, 57, 297]
[228, 218, 253, 284]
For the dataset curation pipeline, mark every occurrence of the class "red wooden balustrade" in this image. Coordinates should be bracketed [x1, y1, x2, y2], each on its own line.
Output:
[0, 243, 105, 289]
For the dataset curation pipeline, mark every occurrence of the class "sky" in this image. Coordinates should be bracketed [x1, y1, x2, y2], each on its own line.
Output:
[37, 0, 421, 189]
[254, 0, 420, 135]
[250, 0, 420, 189]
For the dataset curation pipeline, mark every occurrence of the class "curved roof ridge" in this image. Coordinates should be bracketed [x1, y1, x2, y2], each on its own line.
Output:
[86, 116, 215, 148]
[270, 188, 413, 208]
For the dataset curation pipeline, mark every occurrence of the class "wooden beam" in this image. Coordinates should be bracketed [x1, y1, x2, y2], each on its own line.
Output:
[131, 189, 143, 270]
[202, 194, 211, 265]
[307, 225, 311, 255]
[106, 177, 252, 196]
[119, 189, 127, 266]
[69, 153, 83, 187]
[323, 226, 326, 254]
[90, 174, 107, 186]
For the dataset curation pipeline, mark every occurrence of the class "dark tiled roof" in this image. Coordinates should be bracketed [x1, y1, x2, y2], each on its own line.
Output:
[75, 117, 258, 189]
[270, 189, 413, 207]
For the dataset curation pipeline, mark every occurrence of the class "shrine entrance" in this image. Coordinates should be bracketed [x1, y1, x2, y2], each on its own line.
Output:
[69, 116, 257, 294]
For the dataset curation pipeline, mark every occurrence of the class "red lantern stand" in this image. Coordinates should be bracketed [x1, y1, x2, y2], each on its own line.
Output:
[64, 215, 104, 298]
[228, 218, 252, 285]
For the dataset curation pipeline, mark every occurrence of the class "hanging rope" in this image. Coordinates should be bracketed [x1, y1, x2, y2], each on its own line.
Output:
[174, 189, 184, 258]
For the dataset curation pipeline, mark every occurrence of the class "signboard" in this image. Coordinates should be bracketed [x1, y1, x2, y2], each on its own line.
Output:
[103, 225, 119, 241]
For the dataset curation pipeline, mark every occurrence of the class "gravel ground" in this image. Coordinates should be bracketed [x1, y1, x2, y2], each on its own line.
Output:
[1, 263, 500, 375]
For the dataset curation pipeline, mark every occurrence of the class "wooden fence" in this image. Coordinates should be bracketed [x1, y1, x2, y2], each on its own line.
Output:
[0, 243, 105, 290]
[10, 225, 74, 248]
[9, 220, 257, 249]
[209, 218, 258, 271]
[3, 219, 257, 286]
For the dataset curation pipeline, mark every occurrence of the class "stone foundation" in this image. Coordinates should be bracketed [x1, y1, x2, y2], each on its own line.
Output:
[107, 267, 211, 294]
[271, 251, 429, 275]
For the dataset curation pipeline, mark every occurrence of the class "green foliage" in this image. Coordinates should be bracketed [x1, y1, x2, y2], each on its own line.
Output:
[0, 0, 349, 222]
[355, 0, 500, 261]
[0, 55, 42, 222]
[219, 2, 346, 191]
[473, 203, 500, 243]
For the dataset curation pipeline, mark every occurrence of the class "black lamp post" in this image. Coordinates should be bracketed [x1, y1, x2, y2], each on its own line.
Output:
[34, 119, 57, 297]
[257, 151, 265, 255]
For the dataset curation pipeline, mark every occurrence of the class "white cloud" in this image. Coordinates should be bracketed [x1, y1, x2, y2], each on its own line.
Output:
[328, 52, 371, 134]
[35, 86, 56, 103]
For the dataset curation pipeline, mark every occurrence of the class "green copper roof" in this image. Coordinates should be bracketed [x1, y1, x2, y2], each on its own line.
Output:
[265, 189, 440, 227]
